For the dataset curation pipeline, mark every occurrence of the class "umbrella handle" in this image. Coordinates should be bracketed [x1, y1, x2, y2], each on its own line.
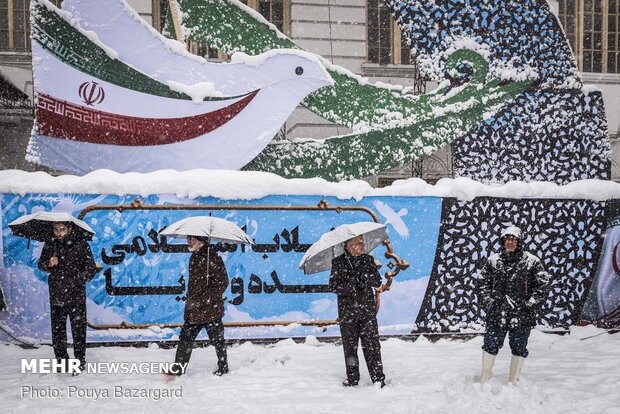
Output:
[375, 290, 381, 314]
[206, 242, 211, 285]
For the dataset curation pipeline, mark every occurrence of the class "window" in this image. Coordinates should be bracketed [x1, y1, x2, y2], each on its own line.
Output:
[367, 0, 411, 65]
[0, 0, 63, 51]
[155, 0, 168, 33]
[558, 0, 578, 55]
[254, 0, 287, 34]
[609, 0, 619, 72]
[1, 0, 31, 51]
[558, 0, 619, 73]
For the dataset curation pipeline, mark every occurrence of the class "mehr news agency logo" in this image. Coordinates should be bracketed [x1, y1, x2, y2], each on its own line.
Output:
[21, 358, 187, 375]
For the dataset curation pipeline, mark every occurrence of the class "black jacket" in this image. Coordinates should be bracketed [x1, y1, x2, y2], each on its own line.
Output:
[479, 247, 550, 328]
[184, 245, 229, 324]
[38, 232, 97, 306]
[329, 251, 382, 320]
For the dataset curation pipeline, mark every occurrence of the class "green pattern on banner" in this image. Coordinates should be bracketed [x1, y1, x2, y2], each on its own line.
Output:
[244, 77, 529, 180]
[31, 1, 241, 102]
[169, 0, 531, 130]
[168, 0, 531, 178]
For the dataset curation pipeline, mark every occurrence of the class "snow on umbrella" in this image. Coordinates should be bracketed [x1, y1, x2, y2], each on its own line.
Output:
[159, 216, 254, 245]
[299, 222, 388, 275]
[9, 211, 96, 242]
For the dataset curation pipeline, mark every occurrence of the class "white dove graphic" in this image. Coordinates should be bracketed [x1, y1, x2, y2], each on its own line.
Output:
[373, 200, 410, 239]
[62, 0, 329, 95]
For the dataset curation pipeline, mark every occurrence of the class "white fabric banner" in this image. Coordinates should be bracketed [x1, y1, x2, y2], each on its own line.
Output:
[29, 0, 332, 174]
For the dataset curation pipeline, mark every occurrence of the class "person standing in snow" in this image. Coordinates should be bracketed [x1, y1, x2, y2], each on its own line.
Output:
[167, 236, 229, 376]
[478, 225, 551, 384]
[329, 235, 386, 387]
[38, 222, 97, 372]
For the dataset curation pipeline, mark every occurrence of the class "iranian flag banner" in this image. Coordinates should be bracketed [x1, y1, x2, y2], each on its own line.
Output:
[28, 0, 332, 175]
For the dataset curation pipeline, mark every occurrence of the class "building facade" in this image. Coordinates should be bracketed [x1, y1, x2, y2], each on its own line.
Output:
[1, 0, 619, 185]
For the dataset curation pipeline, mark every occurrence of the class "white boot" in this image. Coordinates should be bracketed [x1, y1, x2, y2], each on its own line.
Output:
[508, 355, 525, 384]
[480, 351, 495, 383]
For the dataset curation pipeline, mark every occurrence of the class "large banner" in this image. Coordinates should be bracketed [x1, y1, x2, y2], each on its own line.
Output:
[30, 0, 532, 180]
[28, 0, 332, 175]
[0, 194, 442, 342]
[159, 0, 609, 183]
[1, 192, 613, 343]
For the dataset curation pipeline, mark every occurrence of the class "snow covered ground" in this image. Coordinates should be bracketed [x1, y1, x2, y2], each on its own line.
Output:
[0, 326, 618, 414]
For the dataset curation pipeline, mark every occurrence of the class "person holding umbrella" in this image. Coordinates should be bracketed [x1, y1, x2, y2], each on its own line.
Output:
[160, 216, 253, 376]
[299, 222, 388, 388]
[10, 212, 97, 372]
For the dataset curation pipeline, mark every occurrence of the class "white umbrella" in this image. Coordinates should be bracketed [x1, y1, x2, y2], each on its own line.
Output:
[299, 222, 388, 274]
[9, 211, 96, 242]
[159, 216, 254, 245]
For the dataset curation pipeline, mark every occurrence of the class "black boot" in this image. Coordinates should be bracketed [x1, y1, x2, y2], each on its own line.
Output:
[213, 366, 229, 376]
[213, 350, 228, 376]
[342, 379, 359, 387]
[71, 362, 85, 376]
[213, 368, 228, 376]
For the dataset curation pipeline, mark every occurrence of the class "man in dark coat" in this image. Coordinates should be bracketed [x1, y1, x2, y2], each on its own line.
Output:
[38, 222, 97, 371]
[170, 236, 229, 376]
[329, 235, 386, 387]
[478, 225, 550, 384]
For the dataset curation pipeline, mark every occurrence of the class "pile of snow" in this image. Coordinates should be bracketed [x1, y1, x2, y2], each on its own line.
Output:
[0, 326, 617, 413]
[1, 170, 619, 202]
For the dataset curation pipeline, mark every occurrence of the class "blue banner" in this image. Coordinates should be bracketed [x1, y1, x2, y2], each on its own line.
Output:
[0, 194, 442, 341]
